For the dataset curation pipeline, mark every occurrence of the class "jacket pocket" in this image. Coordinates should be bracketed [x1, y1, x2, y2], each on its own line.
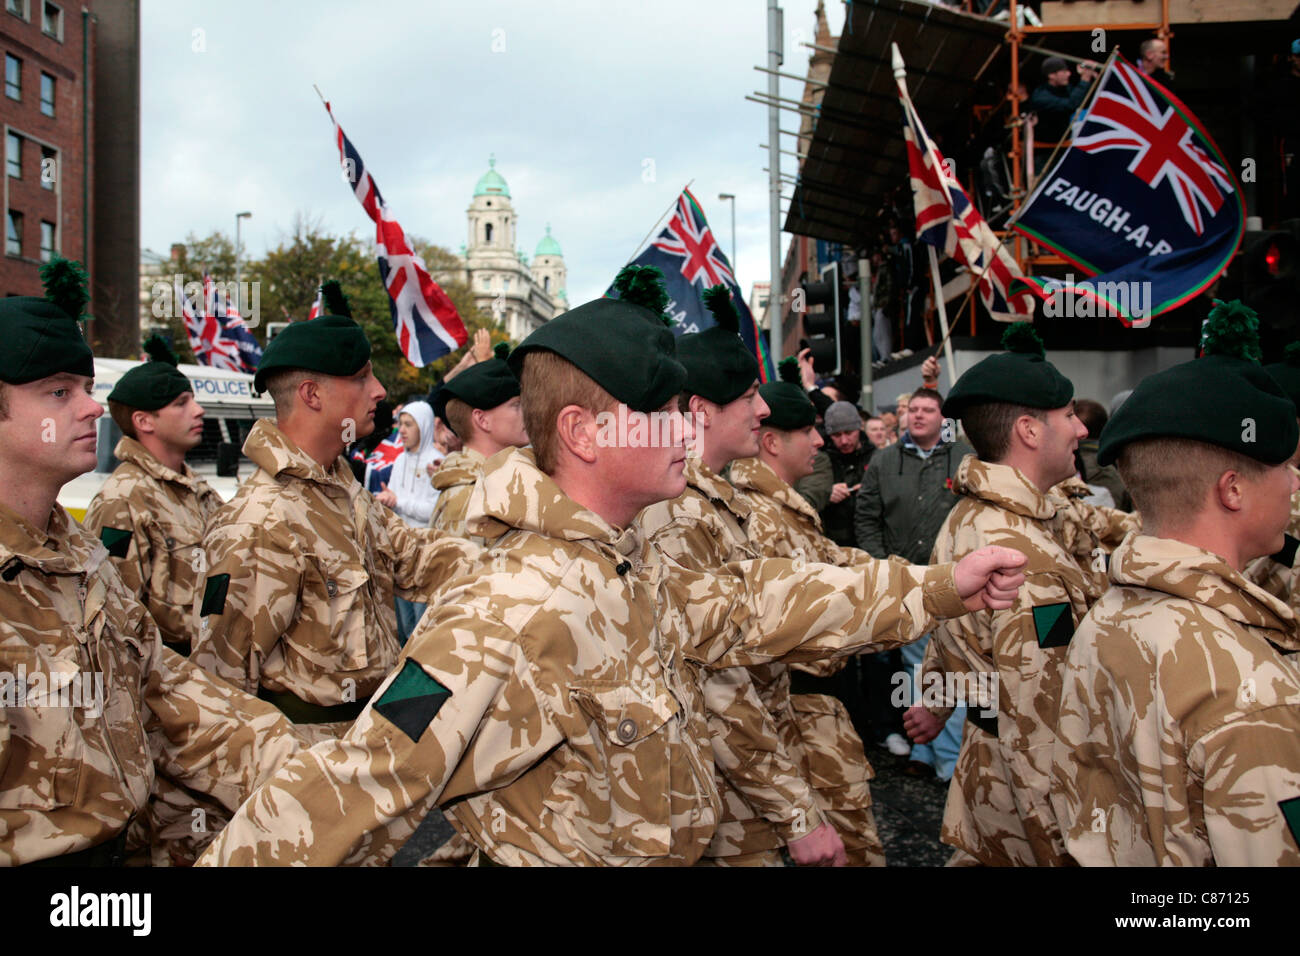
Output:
[556, 679, 681, 857]
[0, 644, 87, 811]
[307, 557, 372, 672]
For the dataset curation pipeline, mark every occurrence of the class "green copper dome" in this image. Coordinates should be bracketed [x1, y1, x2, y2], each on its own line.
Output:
[534, 223, 562, 258]
[473, 154, 510, 198]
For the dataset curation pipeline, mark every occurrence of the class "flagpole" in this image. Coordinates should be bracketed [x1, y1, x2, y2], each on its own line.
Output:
[625, 181, 695, 264]
[927, 246, 958, 384]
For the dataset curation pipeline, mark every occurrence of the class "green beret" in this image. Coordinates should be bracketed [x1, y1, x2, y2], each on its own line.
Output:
[509, 297, 686, 413]
[1099, 301, 1299, 466]
[108, 362, 193, 410]
[759, 357, 816, 431]
[677, 286, 760, 406]
[434, 343, 520, 423]
[943, 323, 1073, 418]
[1265, 342, 1300, 410]
[0, 257, 95, 385]
[254, 315, 370, 391]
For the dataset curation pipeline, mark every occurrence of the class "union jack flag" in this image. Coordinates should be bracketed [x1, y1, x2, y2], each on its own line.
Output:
[322, 100, 467, 366]
[177, 273, 262, 373]
[896, 47, 1036, 322]
[610, 189, 773, 382]
[363, 430, 403, 493]
[1072, 60, 1231, 236]
[306, 285, 323, 320]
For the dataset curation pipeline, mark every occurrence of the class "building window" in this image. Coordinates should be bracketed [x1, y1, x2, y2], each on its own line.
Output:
[41, 1, 61, 39]
[6, 210, 22, 256]
[5, 54, 20, 100]
[6, 0, 28, 21]
[503, 278, 510, 292]
[40, 145, 55, 189]
[6, 132, 20, 179]
[543, 276, 550, 292]
[484, 222, 493, 244]
[39, 220, 54, 261]
[40, 72, 54, 116]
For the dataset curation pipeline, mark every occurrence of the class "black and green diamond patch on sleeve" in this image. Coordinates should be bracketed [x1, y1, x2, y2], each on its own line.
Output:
[1280, 796, 1300, 850]
[99, 526, 132, 559]
[375, 658, 452, 743]
[1032, 601, 1074, 649]
[200, 573, 230, 616]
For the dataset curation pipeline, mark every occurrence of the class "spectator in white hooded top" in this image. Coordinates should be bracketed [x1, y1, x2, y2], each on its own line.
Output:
[374, 399, 441, 643]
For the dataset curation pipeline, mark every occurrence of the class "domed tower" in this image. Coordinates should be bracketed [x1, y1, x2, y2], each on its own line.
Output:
[466, 155, 515, 254]
[532, 224, 568, 314]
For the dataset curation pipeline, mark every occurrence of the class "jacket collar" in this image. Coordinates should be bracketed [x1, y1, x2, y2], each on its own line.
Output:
[432, 447, 486, 492]
[685, 453, 751, 522]
[729, 456, 821, 526]
[1110, 534, 1299, 648]
[953, 455, 1059, 521]
[0, 501, 102, 577]
[113, 436, 200, 489]
[243, 419, 355, 490]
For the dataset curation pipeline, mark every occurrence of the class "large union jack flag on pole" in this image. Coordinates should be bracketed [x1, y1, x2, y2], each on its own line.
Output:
[895, 47, 1036, 323]
[606, 188, 773, 382]
[321, 98, 467, 366]
[1011, 53, 1244, 325]
[177, 273, 262, 373]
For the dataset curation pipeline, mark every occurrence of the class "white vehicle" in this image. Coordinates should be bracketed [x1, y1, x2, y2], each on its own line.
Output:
[58, 358, 275, 521]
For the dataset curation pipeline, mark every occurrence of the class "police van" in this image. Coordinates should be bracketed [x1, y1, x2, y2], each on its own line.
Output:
[58, 358, 275, 521]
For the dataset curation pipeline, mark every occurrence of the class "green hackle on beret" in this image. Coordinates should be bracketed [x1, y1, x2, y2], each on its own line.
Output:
[943, 321, 1072, 418]
[1100, 299, 1297, 466]
[611, 265, 673, 327]
[434, 339, 520, 425]
[320, 279, 352, 319]
[759, 356, 816, 431]
[509, 295, 686, 414]
[0, 255, 95, 384]
[143, 332, 180, 367]
[677, 284, 760, 406]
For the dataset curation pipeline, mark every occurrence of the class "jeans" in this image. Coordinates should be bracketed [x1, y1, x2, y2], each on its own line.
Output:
[395, 597, 428, 647]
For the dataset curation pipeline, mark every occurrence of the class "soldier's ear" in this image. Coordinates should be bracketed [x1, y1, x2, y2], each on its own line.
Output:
[1013, 414, 1042, 451]
[298, 377, 324, 412]
[554, 404, 599, 464]
[1214, 468, 1246, 513]
[131, 408, 156, 436]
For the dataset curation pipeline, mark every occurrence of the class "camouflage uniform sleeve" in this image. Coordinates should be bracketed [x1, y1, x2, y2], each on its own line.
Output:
[83, 493, 150, 600]
[190, 520, 301, 695]
[677, 554, 967, 668]
[702, 666, 824, 842]
[918, 629, 957, 723]
[144, 640, 306, 815]
[1194, 707, 1300, 866]
[197, 603, 561, 866]
[853, 455, 889, 560]
[385, 510, 482, 602]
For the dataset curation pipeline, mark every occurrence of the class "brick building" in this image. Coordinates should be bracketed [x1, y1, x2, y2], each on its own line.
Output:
[2, 0, 138, 354]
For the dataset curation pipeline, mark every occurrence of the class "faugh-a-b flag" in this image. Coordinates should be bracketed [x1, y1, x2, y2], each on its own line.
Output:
[1011, 53, 1244, 326]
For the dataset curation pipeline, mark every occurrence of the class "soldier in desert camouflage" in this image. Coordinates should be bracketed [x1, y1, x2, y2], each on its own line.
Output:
[197, 285, 1027, 866]
[638, 279, 845, 867]
[0, 261, 304, 866]
[1053, 301, 1300, 866]
[906, 324, 1136, 866]
[191, 282, 478, 743]
[429, 341, 528, 540]
[84, 336, 222, 656]
[81, 336, 228, 865]
[1244, 343, 1300, 608]
[729, 355, 887, 866]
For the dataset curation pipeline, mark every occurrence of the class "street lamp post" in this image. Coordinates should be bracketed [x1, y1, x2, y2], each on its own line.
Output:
[234, 210, 252, 309]
[718, 192, 736, 268]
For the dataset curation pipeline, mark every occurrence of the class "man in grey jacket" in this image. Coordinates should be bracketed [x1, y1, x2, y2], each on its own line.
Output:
[854, 386, 973, 775]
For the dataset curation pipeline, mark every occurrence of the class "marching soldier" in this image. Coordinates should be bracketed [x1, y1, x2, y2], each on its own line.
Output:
[84, 336, 221, 655]
[639, 282, 842, 866]
[429, 342, 528, 540]
[907, 323, 1134, 866]
[729, 356, 887, 866]
[82, 335, 227, 865]
[0, 260, 303, 866]
[198, 286, 1026, 866]
[1053, 301, 1300, 865]
[191, 284, 478, 743]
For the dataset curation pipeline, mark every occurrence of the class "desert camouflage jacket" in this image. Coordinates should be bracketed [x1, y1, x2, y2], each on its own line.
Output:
[198, 447, 967, 866]
[191, 419, 478, 708]
[83, 438, 223, 649]
[924, 456, 1112, 866]
[1053, 534, 1300, 866]
[0, 502, 302, 865]
[430, 448, 485, 538]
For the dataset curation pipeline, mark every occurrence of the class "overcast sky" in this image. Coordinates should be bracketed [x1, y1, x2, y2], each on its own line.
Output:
[141, 0, 843, 311]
